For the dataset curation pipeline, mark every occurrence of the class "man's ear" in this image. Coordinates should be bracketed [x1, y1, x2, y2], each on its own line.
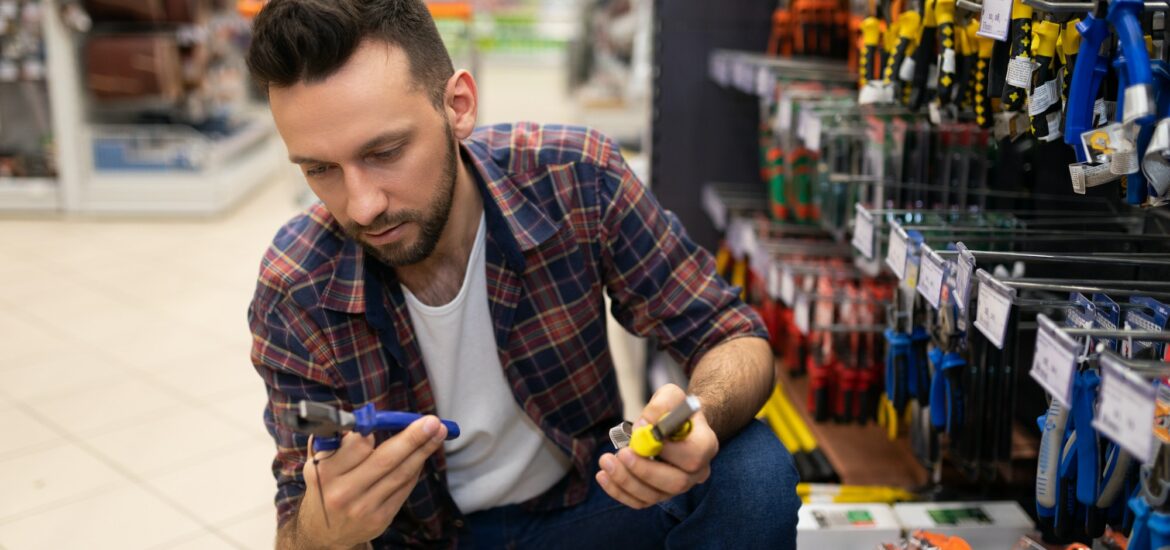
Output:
[445, 70, 478, 140]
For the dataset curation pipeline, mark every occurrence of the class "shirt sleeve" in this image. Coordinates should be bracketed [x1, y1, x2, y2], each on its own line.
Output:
[248, 295, 343, 527]
[595, 138, 768, 377]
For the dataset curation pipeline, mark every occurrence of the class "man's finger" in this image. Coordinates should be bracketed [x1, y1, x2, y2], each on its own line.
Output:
[363, 426, 447, 509]
[657, 412, 718, 474]
[311, 432, 376, 476]
[638, 384, 688, 426]
[615, 448, 693, 496]
[599, 452, 672, 505]
[596, 471, 652, 509]
[348, 416, 446, 490]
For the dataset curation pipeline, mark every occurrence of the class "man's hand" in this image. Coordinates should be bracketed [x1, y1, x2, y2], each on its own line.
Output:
[595, 384, 719, 509]
[292, 416, 447, 549]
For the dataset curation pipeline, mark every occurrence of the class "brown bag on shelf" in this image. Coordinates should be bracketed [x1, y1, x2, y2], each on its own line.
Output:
[85, 35, 184, 101]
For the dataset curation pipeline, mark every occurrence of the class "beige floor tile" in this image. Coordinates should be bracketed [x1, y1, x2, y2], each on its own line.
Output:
[28, 377, 183, 436]
[219, 506, 277, 550]
[1, 343, 130, 402]
[152, 531, 238, 550]
[81, 406, 255, 478]
[0, 403, 62, 461]
[0, 442, 126, 522]
[91, 324, 221, 375]
[144, 439, 276, 526]
[0, 483, 205, 550]
[206, 389, 272, 441]
[147, 342, 264, 402]
[0, 309, 62, 366]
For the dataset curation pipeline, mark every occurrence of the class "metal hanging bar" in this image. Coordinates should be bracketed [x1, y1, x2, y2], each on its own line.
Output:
[936, 249, 1170, 267]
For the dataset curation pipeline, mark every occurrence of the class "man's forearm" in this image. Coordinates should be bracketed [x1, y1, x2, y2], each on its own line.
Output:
[687, 336, 774, 441]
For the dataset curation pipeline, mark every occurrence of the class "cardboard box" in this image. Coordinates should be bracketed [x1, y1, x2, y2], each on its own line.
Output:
[797, 503, 902, 549]
[893, 501, 1035, 549]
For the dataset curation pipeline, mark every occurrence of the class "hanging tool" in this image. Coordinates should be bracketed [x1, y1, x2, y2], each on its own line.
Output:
[907, 0, 940, 109]
[1030, 19, 1065, 142]
[1064, 0, 1111, 163]
[283, 400, 461, 452]
[1000, 0, 1034, 114]
[934, 0, 959, 108]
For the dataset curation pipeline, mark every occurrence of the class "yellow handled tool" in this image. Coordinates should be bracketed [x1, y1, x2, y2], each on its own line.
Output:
[798, 482, 917, 503]
[611, 395, 702, 458]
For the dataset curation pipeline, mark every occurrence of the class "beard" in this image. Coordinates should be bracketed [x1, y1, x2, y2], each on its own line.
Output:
[346, 122, 458, 267]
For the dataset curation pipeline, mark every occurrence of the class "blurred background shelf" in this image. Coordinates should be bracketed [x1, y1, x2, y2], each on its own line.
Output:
[0, 177, 60, 213]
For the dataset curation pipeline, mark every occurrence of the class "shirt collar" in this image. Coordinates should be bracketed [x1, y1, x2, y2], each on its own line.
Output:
[319, 138, 561, 314]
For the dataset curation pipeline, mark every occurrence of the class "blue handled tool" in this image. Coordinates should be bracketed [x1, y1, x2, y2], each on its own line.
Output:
[283, 400, 461, 452]
[1107, 0, 1156, 127]
[1064, 1, 1112, 162]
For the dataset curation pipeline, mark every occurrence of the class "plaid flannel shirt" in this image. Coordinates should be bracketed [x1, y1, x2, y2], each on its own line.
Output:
[248, 123, 766, 547]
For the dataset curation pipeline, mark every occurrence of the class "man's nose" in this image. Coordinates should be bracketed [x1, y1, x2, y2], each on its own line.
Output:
[344, 168, 388, 228]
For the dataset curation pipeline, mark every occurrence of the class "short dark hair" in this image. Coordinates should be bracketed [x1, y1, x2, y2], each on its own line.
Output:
[246, 0, 454, 109]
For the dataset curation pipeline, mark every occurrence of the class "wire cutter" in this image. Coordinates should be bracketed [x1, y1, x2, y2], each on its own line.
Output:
[283, 400, 461, 452]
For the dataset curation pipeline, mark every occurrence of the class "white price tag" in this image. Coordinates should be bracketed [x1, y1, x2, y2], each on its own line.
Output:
[954, 243, 976, 312]
[978, 0, 1012, 41]
[781, 267, 796, 306]
[916, 249, 947, 310]
[1093, 354, 1158, 464]
[1029, 79, 1060, 116]
[767, 261, 783, 300]
[1005, 57, 1036, 89]
[885, 226, 909, 280]
[803, 114, 823, 151]
[852, 205, 876, 259]
[701, 185, 727, 230]
[795, 293, 811, 335]
[777, 94, 794, 133]
[974, 270, 1016, 349]
[755, 67, 774, 98]
[1030, 315, 1080, 407]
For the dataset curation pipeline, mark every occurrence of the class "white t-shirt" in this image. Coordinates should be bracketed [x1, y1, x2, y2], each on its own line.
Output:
[402, 214, 571, 514]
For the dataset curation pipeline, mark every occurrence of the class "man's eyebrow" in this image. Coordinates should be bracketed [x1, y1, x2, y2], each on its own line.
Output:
[357, 129, 412, 154]
[288, 129, 413, 165]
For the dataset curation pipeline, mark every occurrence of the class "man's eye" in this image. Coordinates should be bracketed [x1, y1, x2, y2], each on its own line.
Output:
[373, 148, 401, 161]
[305, 165, 332, 177]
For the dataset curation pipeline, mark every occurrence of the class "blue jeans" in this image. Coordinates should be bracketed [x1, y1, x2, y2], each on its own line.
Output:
[458, 420, 801, 549]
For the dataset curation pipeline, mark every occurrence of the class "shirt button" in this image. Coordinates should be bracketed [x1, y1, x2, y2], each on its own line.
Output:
[454, 519, 465, 529]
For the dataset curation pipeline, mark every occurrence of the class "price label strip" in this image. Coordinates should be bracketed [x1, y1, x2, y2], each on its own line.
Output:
[1092, 353, 1158, 464]
[953, 242, 977, 313]
[916, 245, 949, 310]
[1030, 314, 1081, 407]
[974, 269, 1017, 350]
[885, 224, 910, 280]
[851, 203, 876, 260]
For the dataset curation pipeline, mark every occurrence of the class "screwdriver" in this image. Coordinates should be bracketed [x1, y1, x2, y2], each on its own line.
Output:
[611, 395, 702, 458]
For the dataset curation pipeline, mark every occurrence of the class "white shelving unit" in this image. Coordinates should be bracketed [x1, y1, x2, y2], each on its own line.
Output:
[0, 176, 59, 212]
[0, 0, 77, 214]
[0, 0, 284, 217]
[80, 113, 283, 216]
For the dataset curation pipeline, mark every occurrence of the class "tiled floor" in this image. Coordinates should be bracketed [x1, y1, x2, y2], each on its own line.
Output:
[0, 174, 302, 549]
[0, 58, 649, 549]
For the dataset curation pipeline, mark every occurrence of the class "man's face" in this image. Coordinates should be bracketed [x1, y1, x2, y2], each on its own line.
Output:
[269, 41, 457, 267]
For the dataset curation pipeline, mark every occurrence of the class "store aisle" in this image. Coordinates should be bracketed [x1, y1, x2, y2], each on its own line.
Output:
[0, 175, 304, 549]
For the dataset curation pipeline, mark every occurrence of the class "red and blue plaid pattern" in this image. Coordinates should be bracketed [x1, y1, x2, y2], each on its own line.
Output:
[248, 123, 766, 547]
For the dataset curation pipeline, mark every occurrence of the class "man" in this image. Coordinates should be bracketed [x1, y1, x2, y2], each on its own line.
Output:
[246, 1, 800, 548]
